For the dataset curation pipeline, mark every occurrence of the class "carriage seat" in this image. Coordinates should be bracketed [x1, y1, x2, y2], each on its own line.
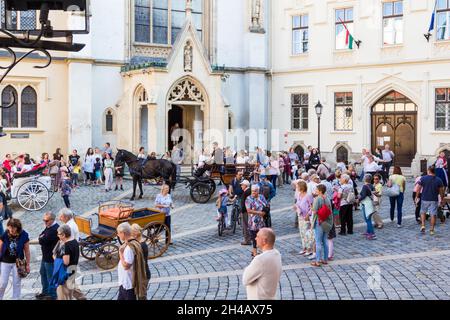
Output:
[91, 224, 117, 239]
[99, 207, 133, 219]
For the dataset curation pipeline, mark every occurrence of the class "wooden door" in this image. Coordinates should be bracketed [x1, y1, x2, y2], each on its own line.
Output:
[371, 113, 417, 167]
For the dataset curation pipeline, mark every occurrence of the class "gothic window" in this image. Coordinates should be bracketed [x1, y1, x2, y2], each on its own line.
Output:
[21, 86, 37, 128]
[106, 110, 113, 132]
[336, 146, 349, 164]
[134, 0, 203, 45]
[138, 87, 148, 103]
[1, 85, 18, 128]
[135, 0, 151, 43]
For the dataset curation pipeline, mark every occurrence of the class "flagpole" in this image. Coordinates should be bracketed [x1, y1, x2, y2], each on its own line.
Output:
[338, 17, 362, 48]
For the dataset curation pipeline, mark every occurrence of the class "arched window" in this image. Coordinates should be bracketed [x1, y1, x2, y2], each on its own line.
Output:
[106, 110, 113, 132]
[1, 85, 18, 128]
[336, 145, 349, 164]
[21, 86, 37, 128]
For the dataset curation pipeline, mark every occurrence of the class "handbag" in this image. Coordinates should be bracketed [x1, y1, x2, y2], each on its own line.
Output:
[361, 197, 375, 219]
[16, 258, 29, 278]
[383, 183, 400, 197]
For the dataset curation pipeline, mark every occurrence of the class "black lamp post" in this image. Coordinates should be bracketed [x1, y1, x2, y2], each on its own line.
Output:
[315, 101, 323, 152]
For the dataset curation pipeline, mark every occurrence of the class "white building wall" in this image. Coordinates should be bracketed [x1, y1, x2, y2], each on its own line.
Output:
[271, 0, 450, 170]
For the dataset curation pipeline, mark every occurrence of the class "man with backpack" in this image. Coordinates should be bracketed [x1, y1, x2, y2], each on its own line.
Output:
[257, 174, 276, 227]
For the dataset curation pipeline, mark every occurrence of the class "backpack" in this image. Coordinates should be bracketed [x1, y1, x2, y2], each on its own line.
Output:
[346, 188, 356, 204]
[317, 198, 332, 224]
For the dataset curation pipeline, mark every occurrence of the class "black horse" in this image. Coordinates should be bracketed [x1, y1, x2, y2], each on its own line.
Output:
[114, 149, 177, 201]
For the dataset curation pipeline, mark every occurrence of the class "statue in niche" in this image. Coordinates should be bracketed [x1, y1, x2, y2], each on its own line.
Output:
[250, 0, 265, 33]
[184, 41, 193, 72]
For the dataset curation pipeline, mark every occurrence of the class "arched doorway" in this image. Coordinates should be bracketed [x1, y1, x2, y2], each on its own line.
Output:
[167, 77, 207, 163]
[336, 145, 349, 164]
[294, 145, 304, 161]
[371, 91, 417, 166]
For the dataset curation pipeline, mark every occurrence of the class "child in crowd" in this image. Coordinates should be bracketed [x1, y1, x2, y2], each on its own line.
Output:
[94, 157, 102, 186]
[60, 167, 72, 208]
[71, 161, 81, 187]
[216, 189, 230, 227]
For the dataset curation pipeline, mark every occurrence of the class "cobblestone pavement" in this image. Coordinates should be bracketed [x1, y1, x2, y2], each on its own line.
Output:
[4, 178, 450, 300]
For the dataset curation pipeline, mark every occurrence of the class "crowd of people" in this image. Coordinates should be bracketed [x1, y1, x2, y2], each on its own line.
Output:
[0, 141, 448, 300]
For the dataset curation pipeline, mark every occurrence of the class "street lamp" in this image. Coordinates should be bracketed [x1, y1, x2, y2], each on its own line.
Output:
[314, 101, 323, 152]
[345, 107, 353, 118]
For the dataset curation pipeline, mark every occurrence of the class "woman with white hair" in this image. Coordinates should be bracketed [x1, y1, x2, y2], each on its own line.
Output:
[337, 174, 355, 235]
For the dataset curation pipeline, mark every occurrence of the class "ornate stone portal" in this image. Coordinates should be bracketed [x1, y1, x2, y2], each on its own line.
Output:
[168, 78, 204, 105]
[184, 41, 193, 72]
[250, 0, 265, 33]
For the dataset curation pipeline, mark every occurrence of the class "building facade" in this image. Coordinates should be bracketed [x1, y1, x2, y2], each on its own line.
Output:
[0, 0, 271, 164]
[271, 0, 450, 173]
[1, 0, 449, 174]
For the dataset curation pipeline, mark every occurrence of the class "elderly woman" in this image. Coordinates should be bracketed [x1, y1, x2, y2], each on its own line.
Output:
[155, 184, 173, 245]
[0, 218, 30, 300]
[295, 181, 314, 256]
[245, 185, 268, 258]
[311, 184, 333, 267]
[357, 174, 376, 240]
[53, 224, 84, 300]
[337, 174, 355, 235]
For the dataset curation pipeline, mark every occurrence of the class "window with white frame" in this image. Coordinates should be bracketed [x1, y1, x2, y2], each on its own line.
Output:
[436, 88, 450, 131]
[383, 1, 403, 45]
[291, 94, 309, 131]
[292, 15, 308, 54]
[0, 0, 36, 30]
[437, 0, 450, 40]
[1, 85, 37, 129]
[134, 0, 203, 45]
[335, 8, 353, 50]
[334, 92, 353, 131]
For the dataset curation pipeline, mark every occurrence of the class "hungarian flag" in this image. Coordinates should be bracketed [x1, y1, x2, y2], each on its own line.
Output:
[339, 17, 355, 49]
[345, 28, 354, 49]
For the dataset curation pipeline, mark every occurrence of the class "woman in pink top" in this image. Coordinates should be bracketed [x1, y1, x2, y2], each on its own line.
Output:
[295, 180, 314, 256]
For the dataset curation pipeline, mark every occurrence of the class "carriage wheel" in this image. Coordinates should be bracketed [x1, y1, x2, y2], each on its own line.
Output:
[80, 239, 97, 261]
[218, 215, 225, 237]
[207, 179, 216, 195]
[95, 243, 120, 270]
[190, 182, 212, 204]
[17, 181, 49, 211]
[143, 222, 170, 259]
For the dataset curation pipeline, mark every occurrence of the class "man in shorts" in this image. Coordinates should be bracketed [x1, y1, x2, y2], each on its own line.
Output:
[416, 166, 445, 235]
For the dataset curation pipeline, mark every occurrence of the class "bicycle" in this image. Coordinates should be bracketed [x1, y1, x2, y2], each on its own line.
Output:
[218, 199, 241, 236]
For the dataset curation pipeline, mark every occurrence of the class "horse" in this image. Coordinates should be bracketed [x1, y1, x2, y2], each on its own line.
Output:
[114, 149, 177, 201]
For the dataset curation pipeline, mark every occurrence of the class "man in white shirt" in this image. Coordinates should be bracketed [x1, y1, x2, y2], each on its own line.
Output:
[58, 208, 79, 241]
[117, 222, 136, 300]
[243, 228, 282, 300]
[382, 144, 395, 176]
[364, 155, 382, 181]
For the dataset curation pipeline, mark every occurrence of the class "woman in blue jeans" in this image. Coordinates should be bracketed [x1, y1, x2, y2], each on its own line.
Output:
[388, 167, 406, 228]
[358, 174, 376, 240]
[311, 184, 332, 267]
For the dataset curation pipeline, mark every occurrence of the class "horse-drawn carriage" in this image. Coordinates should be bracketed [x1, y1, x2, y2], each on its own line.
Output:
[74, 201, 170, 270]
[114, 148, 256, 204]
[187, 163, 257, 204]
[7, 167, 56, 211]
